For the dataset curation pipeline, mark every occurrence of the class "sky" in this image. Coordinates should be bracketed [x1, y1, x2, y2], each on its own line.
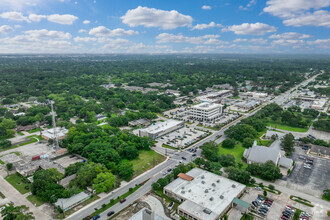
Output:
[0, 0, 329, 54]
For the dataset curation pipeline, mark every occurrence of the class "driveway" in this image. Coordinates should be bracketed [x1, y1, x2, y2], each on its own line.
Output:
[142, 195, 170, 220]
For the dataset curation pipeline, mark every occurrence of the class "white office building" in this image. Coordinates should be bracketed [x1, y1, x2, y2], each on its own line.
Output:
[138, 119, 184, 139]
[190, 103, 223, 121]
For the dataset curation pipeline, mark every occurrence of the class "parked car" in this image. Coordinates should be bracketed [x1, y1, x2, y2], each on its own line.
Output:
[302, 146, 309, 150]
[120, 198, 126, 203]
[299, 155, 306, 160]
[107, 211, 115, 216]
[181, 157, 186, 160]
[304, 164, 312, 169]
[168, 201, 174, 210]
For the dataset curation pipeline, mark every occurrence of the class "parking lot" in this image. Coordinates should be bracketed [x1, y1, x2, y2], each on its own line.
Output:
[156, 126, 208, 149]
[285, 147, 330, 197]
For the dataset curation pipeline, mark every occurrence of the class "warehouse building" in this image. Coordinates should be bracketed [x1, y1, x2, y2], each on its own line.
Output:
[163, 168, 246, 220]
[190, 102, 223, 122]
[138, 119, 184, 139]
[55, 191, 91, 212]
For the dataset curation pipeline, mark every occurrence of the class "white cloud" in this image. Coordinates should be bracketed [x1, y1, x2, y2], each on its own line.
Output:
[269, 32, 312, 39]
[89, 26, 138, 37]
[78, 29, 86, 33]
[263, 0, 329, 18]
[24, 29, 71, 39]
[83, 20, 91, 24]
[121, 6, 193, 29]
[191, 22, 222, 30]
[156, 33, 226, 45]
[28, 14, 47, 22]
[1, 0, 42, 10]
[283, 10, 330, 28]
[74, 37, 97, 43]
[233, 38, 268, 44]
[239, 0, 257, 10]
[0, 25, 14, 34]
[201, 5, 212, 10]
[222, 22, 276, 35]
[0, 11, 29, 22]
[47, 14, 78, 25]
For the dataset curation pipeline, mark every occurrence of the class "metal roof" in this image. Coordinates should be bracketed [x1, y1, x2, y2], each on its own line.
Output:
[232, 198, 250, 209]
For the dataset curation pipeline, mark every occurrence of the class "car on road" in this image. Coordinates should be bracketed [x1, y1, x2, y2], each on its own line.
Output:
[93, 215, 100, 220]
[107, 211, 115, 216]
[120, 198, 126, 203]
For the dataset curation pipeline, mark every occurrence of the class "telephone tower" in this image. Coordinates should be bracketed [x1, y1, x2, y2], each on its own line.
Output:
[50, 100, 59, 149]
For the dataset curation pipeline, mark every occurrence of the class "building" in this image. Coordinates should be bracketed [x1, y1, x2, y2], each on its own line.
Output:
[189, 103, 223, 122]
[41, 127, 68, 140]
[96, 114, 107, 121]
[235, 100, 260, 111]
[195, 90, 232, 103]
[309, 144, 330, 159]
[129, 208, 165, 220]
[311, 98, 327, 110]
[138, 120, 184, 139]
[243, 141, 293, 169]
[14, 159, 65, 176]
[59, 174, 77, 188]
[163, 168, 246, 220]
[55, 191, 91, 212]
[128, 118, 151, 127]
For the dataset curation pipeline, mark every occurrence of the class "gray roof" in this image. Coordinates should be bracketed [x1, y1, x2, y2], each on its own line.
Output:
[55, 192, 90, 210]
[59, 174, 76, 188]
[244, 145, 281, 164]
[265, 130, 285, 139]
[310, 145, 330, 156]
[278, 157, 293, 168]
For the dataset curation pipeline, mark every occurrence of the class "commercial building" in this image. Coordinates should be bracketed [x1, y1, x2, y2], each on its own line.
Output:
[138, 119, 184, 139]
[195, 90, 232, 103]
[41, 127, 68, 140]
[128, 118, 151, 127]
[189, 103, 223, 122]
[311, 98, 327, 110]
[55, 191, 91, 212]
[164, 168, 246, 220]
[309, 144, 330, 159]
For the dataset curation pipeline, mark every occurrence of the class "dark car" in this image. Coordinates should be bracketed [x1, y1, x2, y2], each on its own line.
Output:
[181, 157, 186, 160]
[92, 215, 100, 220]
[120, 198, 126, 203]
[167, 168, 172, 172]
[107, 211, 115, 216]
[302, 146, 309, 150]
[69, 155, 75, 158]
[192, 153, 196, 157]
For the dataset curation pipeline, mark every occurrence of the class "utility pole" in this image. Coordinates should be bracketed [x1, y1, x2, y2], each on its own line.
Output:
[50, 100, 59, 149]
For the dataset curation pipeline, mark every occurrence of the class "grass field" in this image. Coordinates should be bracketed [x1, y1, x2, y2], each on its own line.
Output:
[27, 128, 43, 133]
[268, 123, 308, 132]
[257, 139, 274, 147]
[130, 150, 166, 177]
[5, 173, 31, 194]
[219, 143, 247, 168]
[17, 132, 24, 136]
[27, 195, 45, 207]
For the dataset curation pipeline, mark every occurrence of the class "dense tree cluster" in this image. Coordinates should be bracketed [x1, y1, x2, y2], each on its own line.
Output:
[1, 204, 34, 220]
[281, 133, 295, 156]
[246, 161, 283, 181]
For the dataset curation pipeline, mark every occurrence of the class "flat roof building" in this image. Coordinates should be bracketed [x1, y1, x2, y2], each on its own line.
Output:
[41, 127, 68, 140]
[128, 118, 151, 127]
[311, 98, 327, 110]
[190, 102, 223, 122]
[163, 168, 246, 220]
[55, 191, 91, 212]
[138, 119, 184, 139]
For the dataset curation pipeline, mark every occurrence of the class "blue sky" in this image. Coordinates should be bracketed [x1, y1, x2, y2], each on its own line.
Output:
[0, 0, 329, 53]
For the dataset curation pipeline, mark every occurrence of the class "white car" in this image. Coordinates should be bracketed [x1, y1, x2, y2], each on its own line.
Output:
[303, 164, 311, 169]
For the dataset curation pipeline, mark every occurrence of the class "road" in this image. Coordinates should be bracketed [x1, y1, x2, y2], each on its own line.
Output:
[66, 73, 320, 220]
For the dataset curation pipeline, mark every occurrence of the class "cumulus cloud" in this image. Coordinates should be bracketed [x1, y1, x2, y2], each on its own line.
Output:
[222, 22, 276, 35]
[47, 14, 78, 25]
[201, 5, 212, 10]
[28, 14, 47, 22]
[89, 26, 138, 37]
[24, 29, 71, 39]
[191, 22, 222, 30]
[283, 10, 330, 28]
[269, 32, 312, 39]
[0, 11, 29, 22]
[83, 20, 91, 24]
[78, 29, 87, 33]
[233, 38, 268, 44]
[263, 0, 329, 18]
[1, 0, 42, 10]
[74, 37, 97, 43]
[121, 6, 193, 29]
[0, 25, 14, 34]
[239, 0, 257, 10]
[156, 33, 226, 45]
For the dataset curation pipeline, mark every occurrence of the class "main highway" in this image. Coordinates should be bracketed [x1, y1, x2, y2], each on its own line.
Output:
[66, 73, 319, 220]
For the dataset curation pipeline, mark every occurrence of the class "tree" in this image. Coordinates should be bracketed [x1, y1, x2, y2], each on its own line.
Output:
[222, 138, 236, 149]
[6, 163, 13, 175]
[224, 124, 257, 142]
[117, 161, 134, 181]
[0, 118, 16, 129]
[1, 204, 34, 220]
[263, 190, 267, 197]
[194, 158, 205, 168]
[218, 154, 236, 167]
[225, 166, 252, 185]
[323, 189, 330, 201]
[201, 142, 219, 162]
[281, 133, 295, 156]
[71, 162, 107, 189]
[242, 137, 254, 148]
[93, 172, 116, 193]
[0, 140, 11, 149]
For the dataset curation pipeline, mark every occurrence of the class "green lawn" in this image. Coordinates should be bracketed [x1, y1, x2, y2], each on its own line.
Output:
[219, 143, 247, 168]
[130, 150, 166, 177]
[17, 132, 24, 136]
[27, 195, 45, 207]
[257, 139, 274, 147]
[162, 144, 178, 150]
[5, 173, 31, 194]
[27, 128, 43, 133]
[269, 123, 308, 132]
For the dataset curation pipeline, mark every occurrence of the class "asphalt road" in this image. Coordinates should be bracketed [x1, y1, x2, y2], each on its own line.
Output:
[66, 73, 320, 220]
